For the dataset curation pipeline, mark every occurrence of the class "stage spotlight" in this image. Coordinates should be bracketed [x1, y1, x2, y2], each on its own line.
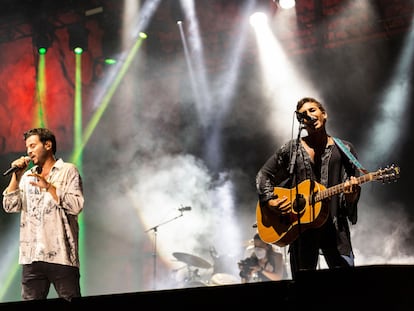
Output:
[250, 12, 268, 27]
[38, 47, 47, 55]
[33, 33, 52, 54]
[252, 0, 278, 17]
[32, 17, 54, 54]
[101, 11, 121, 61]
[74, 47, 83, 55]
[278, 0, 295, 9]
[68, 23, 89, 53]
[104, 58, 117, 65]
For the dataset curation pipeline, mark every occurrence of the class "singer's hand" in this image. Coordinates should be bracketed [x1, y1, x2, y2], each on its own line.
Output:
[27, 172, 50, 191]
[9, 156, 30, 178]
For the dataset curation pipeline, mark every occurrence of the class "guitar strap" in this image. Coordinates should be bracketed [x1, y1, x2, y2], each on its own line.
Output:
[333, 137, 369, 174]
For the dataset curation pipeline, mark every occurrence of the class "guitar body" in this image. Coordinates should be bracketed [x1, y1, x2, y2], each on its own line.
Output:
[256, 179, 329, 247]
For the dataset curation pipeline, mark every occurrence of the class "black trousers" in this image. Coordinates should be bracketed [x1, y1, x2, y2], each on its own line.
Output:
[21, 261, 81, 301]
[289, 220, 352, 279]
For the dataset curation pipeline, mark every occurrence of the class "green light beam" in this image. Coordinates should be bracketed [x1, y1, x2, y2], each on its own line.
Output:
[73, 50, 86, 291]
[36, 52, 47, 128]
[70, 33, 147, 164]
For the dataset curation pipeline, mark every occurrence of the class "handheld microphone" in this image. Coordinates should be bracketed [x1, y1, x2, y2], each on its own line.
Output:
[178, 206, 192, 212]
[295, 111, 316, 123]
[3, 156, 31, 176]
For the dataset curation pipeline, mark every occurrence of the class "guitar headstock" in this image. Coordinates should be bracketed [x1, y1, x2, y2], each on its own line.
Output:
[374, 164, 400, 183]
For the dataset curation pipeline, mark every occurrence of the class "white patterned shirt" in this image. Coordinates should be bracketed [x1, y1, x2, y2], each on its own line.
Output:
[2, 158, 84, 268]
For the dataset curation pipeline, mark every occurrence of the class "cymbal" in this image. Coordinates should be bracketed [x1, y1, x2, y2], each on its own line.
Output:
[172, 252, 212, 269]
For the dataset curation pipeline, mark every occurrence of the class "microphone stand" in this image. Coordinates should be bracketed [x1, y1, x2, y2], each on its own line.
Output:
[144, 210, 185, 290]
[288, 123, 306, 213]
[288, 121, 306, 278]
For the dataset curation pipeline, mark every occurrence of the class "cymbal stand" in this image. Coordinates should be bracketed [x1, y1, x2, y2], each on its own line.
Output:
[184, 266, 200, 283]
[145, 211, 185, 290]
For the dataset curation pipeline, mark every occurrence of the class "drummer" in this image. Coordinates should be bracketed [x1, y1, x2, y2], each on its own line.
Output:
[238, 233, 285, 283]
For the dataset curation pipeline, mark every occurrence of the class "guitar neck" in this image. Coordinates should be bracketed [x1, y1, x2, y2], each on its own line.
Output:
[315, 173, 374, 202]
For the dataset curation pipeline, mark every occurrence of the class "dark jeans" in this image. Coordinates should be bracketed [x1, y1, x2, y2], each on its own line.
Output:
[22, 261, 81, 301]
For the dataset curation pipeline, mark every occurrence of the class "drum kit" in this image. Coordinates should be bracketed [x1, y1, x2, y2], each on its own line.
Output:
[172, 251, 239, 287]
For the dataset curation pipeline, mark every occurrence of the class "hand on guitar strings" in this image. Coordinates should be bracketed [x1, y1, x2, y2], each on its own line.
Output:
[267, 195, 290, 215]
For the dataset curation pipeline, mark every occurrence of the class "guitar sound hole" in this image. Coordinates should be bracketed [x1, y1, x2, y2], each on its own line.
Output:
[293, 195, 306, 213]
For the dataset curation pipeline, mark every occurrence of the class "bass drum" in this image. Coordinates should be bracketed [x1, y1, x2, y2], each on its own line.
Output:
[209, 273, 240, 286]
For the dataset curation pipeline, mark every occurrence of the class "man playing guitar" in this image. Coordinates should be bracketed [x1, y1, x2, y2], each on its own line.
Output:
[255, 97, 361, 279]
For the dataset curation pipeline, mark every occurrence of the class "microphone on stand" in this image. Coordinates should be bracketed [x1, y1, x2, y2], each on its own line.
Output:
[295, 111, 316, 123]
[178, 206, 192, 212]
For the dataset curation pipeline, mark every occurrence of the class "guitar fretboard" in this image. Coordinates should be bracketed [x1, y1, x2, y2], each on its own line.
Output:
[314, 173, 375, 202]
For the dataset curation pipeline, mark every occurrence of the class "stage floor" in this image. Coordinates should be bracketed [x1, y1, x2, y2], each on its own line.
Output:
[0, 264, 412, 310]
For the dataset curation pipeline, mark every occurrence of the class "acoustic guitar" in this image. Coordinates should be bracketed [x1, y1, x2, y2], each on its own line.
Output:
[256, 164, 400, 247]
